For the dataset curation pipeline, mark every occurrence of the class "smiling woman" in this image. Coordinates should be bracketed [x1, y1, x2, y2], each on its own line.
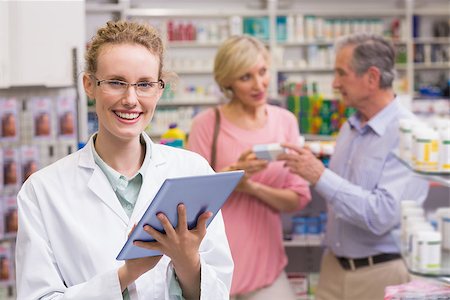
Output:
[15, 20, 233, 300]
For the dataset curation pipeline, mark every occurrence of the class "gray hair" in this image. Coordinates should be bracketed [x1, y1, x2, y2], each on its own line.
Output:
[335, 33, 396, 89]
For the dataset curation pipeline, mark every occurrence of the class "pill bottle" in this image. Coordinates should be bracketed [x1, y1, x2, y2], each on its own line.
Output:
[399, 118, 413, 162]
[160, 123, 186, 148]
[413, 230, 441, 271]
[413, 127, 439, 172]
[436, 208, 450, 250]
[401, 206, 424, 249]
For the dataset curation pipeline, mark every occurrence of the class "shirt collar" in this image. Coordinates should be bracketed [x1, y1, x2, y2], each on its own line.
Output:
[348, 97, 400, 136]
[91, 133, 152, 191]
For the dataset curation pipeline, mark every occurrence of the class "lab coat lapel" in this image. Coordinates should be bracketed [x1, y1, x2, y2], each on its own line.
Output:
[88, 168, 129, 224]
[79, 138, 129, 224]
[130, 136, 167, 225]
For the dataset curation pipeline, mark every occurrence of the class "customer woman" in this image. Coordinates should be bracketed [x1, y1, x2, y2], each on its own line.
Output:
[15, 20, 233, 299]
[188, 35, 311, 299]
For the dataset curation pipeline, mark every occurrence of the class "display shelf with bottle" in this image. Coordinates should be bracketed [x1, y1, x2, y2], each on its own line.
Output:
[273, 11, 411, 99]
[396, 116, 450, 284]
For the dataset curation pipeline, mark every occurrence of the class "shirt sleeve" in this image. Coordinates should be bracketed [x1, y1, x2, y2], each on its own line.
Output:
[15, 182, 124, 300]
[314, 152, 429, 236]
[166, 264, 184, 300]
[284, 110, 312, 210]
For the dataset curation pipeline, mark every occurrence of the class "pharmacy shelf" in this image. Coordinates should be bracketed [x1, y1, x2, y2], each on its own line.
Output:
[404, 250, 450, 281]
[303, 134, 336, 142]
[413, 8, 450, 16]
[278, 67, 334, 73]
[167, 41, 222, 48]
[283, 238, 323, 247]
[124, 8, 268, 18]
[170, 69, 212, 75]
[276, 8, 405, 17]
[279, 38, 408, 47]
[395, 151, 450, 284]
[85, 3, 125, 13]
[414, 37, 450, 44]
[414, 63, 450, 71]
[278, 64, 408, 73]
[394, 153, 450, 187]
[157, 99, 218, 107]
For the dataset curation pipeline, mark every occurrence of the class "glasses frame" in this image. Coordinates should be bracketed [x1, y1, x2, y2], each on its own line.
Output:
[89, 75, 165, 97]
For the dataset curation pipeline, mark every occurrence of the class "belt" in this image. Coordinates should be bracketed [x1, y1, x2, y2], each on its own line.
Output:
[336, 253, 402, 271]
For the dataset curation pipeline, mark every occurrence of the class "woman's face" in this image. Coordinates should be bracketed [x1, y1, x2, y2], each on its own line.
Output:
[83, 43, 162, 143]
[229, 54, 269, 108]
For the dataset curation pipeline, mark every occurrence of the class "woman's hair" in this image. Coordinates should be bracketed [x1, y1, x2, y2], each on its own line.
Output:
[335, 33, 396, 89]
[214, 35, 270, 98]
[85, 20, 165, 79]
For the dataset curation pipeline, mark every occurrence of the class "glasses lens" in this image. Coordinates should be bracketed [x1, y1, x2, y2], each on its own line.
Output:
[100, 80, 127, 95]
[99, 80, 163, 97]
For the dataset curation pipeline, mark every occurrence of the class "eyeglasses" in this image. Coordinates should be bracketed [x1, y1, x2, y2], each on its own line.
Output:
[90, 75, 165, 98]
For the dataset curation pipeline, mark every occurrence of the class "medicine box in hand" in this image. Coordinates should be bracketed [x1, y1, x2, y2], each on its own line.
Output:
[252, 143, 286, 161]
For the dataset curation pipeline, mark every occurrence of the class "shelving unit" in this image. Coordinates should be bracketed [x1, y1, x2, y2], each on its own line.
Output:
[84, 0, 450, 140]
[284, 238, 323, 248]
[394, 152, 450, 284]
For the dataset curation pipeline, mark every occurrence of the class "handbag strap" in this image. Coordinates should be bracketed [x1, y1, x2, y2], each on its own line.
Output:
[211, 107, 221, 170]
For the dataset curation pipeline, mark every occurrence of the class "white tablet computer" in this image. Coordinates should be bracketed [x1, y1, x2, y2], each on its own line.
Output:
[116, 170, 244, 260]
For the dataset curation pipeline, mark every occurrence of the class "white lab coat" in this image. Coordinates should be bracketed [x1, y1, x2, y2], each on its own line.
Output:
[15, 133, 234, 300]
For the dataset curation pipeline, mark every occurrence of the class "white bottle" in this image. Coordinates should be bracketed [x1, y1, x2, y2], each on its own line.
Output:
[413, 127, 439, 172]
[435, 208, 450, 250]
[413, 230, 441, 271]
[399, 118, 413, 162]
[229, 16, 242, 36]
[401, 206, 424, 250]
[405, 220, 431, 255]
[305, 15, 316, 41]
[286, 15, 295, 42]
[295, 14, 305, 42]
[411, 122, 428, 166]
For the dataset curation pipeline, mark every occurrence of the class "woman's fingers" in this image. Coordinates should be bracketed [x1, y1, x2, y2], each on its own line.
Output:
[194, 211, 212, 237]
[238, 149, 253, 161]
[176, 203, 188, 231]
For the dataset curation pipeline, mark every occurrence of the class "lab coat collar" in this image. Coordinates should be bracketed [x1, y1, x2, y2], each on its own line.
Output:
[78, 132, 167, 170]
[77, 132, 168, 225]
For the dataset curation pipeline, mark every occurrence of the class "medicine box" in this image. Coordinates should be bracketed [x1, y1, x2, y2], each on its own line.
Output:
[252, 143, 286, 161]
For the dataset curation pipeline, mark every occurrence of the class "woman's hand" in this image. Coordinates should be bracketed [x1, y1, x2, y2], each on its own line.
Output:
[134, 204, 211, 299]
[223, 149, 268, 193]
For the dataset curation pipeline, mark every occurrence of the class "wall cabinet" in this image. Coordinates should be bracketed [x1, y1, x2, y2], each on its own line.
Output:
[1, 2, 85, 88]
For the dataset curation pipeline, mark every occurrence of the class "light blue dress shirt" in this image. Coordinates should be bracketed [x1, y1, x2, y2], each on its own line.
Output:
[314, 98, 429, 258]
[92, 134, 184, 300]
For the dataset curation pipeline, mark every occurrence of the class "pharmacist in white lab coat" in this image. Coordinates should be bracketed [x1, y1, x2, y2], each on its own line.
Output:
[15, 20, 233, 300]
